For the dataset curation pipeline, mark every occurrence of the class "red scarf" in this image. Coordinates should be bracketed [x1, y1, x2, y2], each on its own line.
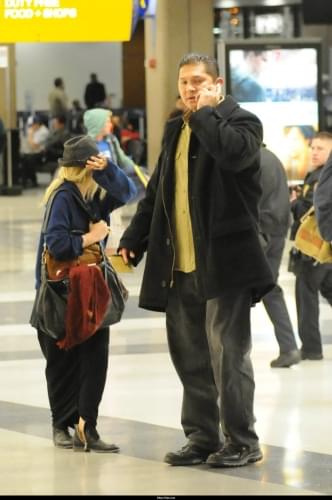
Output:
[57, 264, 110, 350]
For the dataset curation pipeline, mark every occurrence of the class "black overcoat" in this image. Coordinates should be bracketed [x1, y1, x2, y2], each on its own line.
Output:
[119, 96, 274, 312]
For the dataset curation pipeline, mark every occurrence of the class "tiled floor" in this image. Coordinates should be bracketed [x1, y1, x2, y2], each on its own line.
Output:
[0, 179, 331, 496]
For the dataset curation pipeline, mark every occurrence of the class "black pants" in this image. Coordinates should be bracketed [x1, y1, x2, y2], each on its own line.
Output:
[262, 235, 298, 353]
[165, 271, 259, 451]
[295, 260, 332, 354]
[21, 153, 44, 187]
[38, 327, 109, 430]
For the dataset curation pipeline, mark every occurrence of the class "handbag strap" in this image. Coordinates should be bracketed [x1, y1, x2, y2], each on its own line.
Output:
[42, 184, 109, 272]
[300, 205, 315, 223]
[42, 185, 98, 234]
[42, 189, 62, 234]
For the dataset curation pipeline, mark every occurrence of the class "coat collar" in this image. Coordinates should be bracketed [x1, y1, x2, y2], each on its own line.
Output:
[162, 95, 239, 151]
[163, 115, 183, 152]
[215, 95, 239, 119]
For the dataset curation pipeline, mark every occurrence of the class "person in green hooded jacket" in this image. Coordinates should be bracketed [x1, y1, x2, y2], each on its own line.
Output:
[83, 108, 148, 202]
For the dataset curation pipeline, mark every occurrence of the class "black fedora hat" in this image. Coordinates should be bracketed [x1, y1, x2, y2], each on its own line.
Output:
[58, 135, 99, 167]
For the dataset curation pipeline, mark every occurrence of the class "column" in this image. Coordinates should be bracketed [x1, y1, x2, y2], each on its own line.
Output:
[0, 44, 16, 129]
[144, 0, 214, 169]
[0, 44, 18, 193]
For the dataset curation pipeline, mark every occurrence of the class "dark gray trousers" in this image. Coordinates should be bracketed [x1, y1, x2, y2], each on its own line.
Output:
[295, 260, 332, 354]
[262, 235, 298, 353]
[165, 271, 259, 451]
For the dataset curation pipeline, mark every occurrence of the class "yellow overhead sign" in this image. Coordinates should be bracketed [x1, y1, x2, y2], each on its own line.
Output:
[0, 0, 133, 42]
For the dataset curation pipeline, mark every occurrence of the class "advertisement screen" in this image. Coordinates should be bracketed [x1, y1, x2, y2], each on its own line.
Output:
[224, 41, 322, 181]
[0, 0, 133, 42]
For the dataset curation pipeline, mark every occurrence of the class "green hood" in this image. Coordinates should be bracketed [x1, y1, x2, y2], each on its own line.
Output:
[83, 108, 111, 139]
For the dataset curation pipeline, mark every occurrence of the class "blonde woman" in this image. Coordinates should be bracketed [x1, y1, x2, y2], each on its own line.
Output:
[34, 135, 136, 452]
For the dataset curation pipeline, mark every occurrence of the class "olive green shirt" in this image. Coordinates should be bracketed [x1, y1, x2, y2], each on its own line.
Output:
[173, 121, 196, 272]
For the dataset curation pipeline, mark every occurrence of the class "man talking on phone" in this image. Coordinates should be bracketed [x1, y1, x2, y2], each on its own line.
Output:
[118, 53, 273, 468]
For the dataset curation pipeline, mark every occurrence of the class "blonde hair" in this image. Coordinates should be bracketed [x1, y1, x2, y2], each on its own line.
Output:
[42, 166, 106, 205]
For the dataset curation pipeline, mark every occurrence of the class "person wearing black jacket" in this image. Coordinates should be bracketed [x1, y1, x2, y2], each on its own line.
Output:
[118, 53, 274, 468]
[314, 150, 332, 240]
[290, 131, 332, 361]
[43, 115, 72, 175]
[84, 73, 106, 109]
[259, 146, 300, 367]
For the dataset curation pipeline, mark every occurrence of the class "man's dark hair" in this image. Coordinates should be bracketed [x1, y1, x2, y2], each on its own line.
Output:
[33, 113, 48, 126]
[178, 53, 219, 79]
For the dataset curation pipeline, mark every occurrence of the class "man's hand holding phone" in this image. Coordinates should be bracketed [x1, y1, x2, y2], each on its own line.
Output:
[196, 82, 223, 110]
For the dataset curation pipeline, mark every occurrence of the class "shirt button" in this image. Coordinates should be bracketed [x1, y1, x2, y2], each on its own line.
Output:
[166, 238, 170, 246]
[161, 280, 167, 288]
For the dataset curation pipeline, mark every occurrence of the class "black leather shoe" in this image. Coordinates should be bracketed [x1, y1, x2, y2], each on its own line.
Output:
[53, 427, 73, 449]
[73, 424, 119, 453]
[206, 444, 263, 467]
[164, 444, 214, 466]
[270, 350, 301, 368]
[301, 351, 323, 360]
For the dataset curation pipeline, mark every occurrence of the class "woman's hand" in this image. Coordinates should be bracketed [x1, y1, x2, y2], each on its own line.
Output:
[86, 154, 107, 171]
[82, 220, 110, 247]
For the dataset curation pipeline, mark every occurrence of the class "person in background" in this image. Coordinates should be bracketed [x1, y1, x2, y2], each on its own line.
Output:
[120, 119, 140, 154]
[43, 114, 72, 165]
[118, 53, 274, 468]
[110, 112, 123, 143]
[290, 131, 332, 360]
[21, 114, 49, 187]
[314, 151, 332, 241]
[48, 77, 69, 118]
[33, 135, 136, 452]
[70, 99, 85, 135]
[83, 108, 148, 202]
[259, 146, 300, 368]
[84, 73, 106, 109]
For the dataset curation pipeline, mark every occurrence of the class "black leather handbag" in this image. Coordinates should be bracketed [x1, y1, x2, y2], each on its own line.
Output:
[99, 244, 128, 327]
[29, 188, 71, 340]
[30, 259, 68, 340]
